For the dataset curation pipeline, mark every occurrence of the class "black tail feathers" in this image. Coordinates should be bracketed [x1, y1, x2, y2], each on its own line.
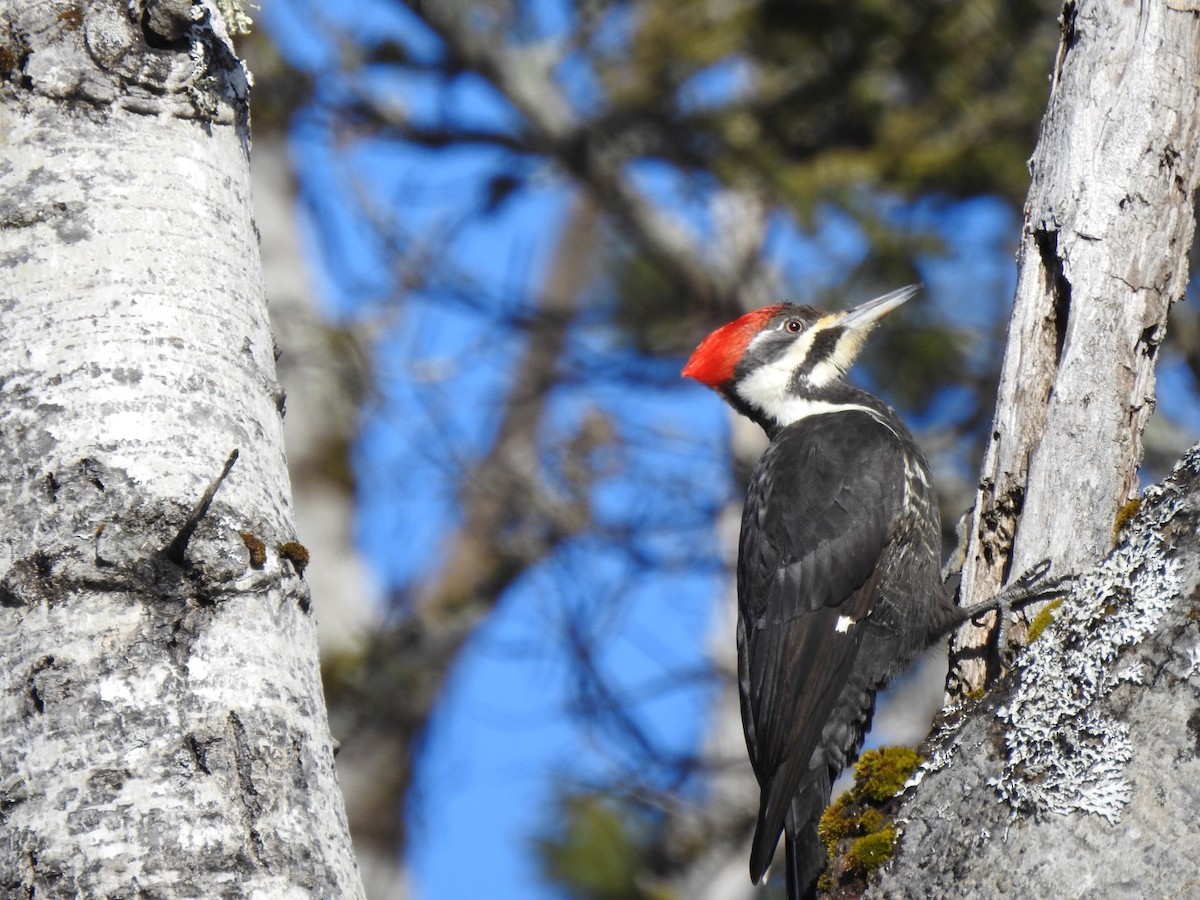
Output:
[751, 775, 828, 899]
[784, 829, 824, 900]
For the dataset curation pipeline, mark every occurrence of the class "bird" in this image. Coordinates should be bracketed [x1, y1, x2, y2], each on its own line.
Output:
[682, 285, 1055, 899]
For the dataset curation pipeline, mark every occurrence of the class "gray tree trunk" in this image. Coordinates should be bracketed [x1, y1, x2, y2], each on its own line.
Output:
[870, 445, 1200, 898]
[950, 0, 1200, 694]
[0, 1, 364, 895]
[862, 1, 1200, 895]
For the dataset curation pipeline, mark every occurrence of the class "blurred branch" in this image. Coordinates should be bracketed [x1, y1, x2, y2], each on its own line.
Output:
[363, 121, 532, 153]
[391, 0, 770, 319]
[335, 194, 605, 855]
[412, 196, 602, 619]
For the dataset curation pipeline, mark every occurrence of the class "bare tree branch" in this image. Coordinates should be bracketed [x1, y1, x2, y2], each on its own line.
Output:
[393, 0, 771, 317]
[337, 195, 604, 856]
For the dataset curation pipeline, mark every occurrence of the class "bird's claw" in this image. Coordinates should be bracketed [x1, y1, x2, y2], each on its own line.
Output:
[1014, 557, 1053, 590]
[1007, 559, 1074, 606]
[961, 560, 1075, 628]
[959, 559, 1077, 671]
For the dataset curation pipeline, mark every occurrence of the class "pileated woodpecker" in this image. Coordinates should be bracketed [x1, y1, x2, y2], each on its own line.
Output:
[683, 286, 1053, 899]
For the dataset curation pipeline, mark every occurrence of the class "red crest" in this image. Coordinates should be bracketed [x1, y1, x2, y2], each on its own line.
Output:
[682, 306, 783, 387]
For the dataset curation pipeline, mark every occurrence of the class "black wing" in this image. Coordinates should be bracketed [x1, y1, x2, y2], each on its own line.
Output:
[738, 411, 906, 884]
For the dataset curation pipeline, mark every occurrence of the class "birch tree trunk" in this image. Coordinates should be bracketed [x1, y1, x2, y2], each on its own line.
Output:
[949, 0, 1200, 694]
[0, 1, 364, 895]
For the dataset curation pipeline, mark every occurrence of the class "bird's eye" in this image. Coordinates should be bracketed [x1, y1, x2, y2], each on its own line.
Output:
[783, 318, 802, 333]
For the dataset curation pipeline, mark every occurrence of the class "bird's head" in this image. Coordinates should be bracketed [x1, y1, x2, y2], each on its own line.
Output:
[682, 285, 919, 431]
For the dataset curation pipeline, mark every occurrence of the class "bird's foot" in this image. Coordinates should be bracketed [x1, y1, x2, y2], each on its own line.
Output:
[960, 558, 1075, 658]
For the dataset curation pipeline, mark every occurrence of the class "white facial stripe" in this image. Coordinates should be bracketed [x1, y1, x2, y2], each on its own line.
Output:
[806, 359, 841, 388]
[736, 325, 820, 415]
[745, 321, 820, 371]
[736, 315, 884, 422]
[807, 327, 870, 388]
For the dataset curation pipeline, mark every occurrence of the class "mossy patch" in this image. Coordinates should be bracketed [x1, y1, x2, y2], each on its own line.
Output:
[1113, 497, 1142, 541]
[817, 746, 922, 893]
[817, 794, 854, 850]
[852, 746, 923, 802]
[846, 823, 898, 874]
[1026, 597, 1065, 642]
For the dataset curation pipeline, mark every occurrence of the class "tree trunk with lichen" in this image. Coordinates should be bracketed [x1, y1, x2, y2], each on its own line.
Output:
[825, 1, 1200, 896]
[858, 446, 1200, 898]
[0, 1, 364, 895]
[949, 0, 1200, 696]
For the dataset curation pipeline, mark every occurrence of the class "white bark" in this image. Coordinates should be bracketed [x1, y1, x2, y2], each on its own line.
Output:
[951, 0, 1200, 692]
[0, 1, 363, 895]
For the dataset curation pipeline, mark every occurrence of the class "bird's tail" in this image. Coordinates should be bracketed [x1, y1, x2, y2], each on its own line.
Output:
[783, 791, 825, 900]
[751, 770, 828, 899]
[749, 758, 804, 885]
[784, 822, 824, 900]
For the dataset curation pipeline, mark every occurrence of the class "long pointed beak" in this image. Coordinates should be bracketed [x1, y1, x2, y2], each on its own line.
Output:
[838, 283, 921, 331]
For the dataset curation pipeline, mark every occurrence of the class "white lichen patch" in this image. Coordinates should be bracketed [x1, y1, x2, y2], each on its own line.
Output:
[986, 451, 1196, 822]
[213, 0, 254, 35]
[1183, 644, 1200, 680]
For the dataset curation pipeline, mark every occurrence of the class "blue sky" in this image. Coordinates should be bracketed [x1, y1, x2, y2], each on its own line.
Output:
[256, 3, 1199, 898]
[262, 5, 730, 897]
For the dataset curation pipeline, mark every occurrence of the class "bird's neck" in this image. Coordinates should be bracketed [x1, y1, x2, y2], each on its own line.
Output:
[746, 382, 895, 440]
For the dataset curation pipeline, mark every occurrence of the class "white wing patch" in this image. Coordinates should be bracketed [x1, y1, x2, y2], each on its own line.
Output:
[835, 615, 856, 633]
